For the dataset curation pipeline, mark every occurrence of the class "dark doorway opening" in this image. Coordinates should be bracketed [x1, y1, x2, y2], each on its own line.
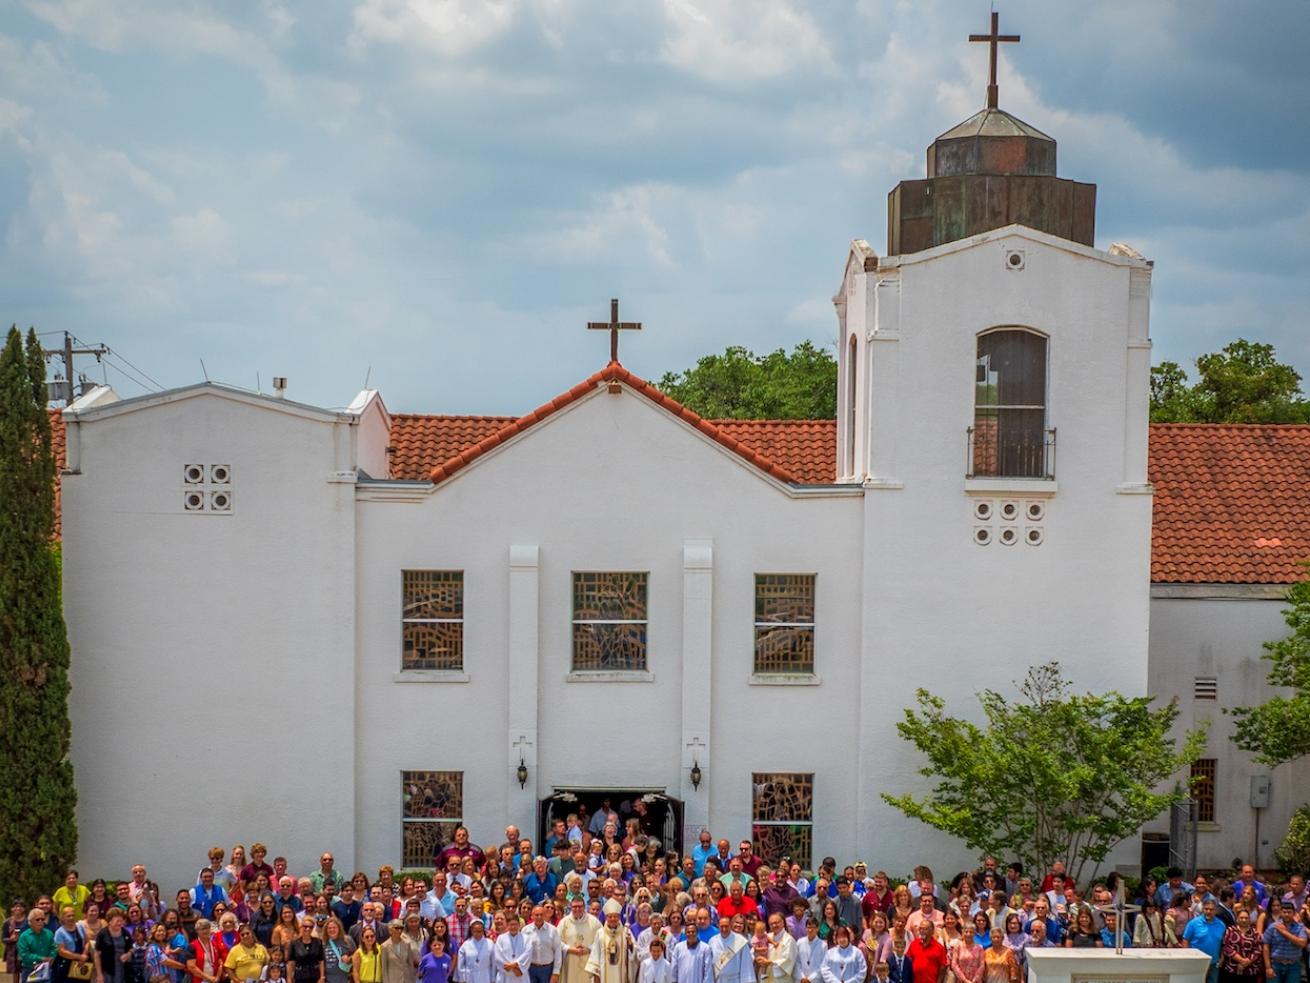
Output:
[539, 789, 683, 858]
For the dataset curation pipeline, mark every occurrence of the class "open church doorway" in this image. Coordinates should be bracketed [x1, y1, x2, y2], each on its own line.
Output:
[539, 789, 684, 859]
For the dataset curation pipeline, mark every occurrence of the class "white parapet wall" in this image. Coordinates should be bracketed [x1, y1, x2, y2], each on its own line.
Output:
[1027, 949, 1213, 983]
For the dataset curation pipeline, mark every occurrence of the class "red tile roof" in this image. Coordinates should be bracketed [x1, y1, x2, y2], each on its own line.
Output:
[713, 419, 836, 485]
[412, 363, 804, 486]
[388, 415, 514, 481]
[1148, 424, 1310, 585]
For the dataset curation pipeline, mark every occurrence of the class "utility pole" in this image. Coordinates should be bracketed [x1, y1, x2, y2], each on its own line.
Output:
[44, 332, 108, 405]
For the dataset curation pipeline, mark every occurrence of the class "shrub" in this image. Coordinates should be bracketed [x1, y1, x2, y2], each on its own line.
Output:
[1274, 805, 1310, 877]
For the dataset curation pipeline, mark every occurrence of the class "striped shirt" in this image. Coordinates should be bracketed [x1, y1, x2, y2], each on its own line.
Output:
[1263, 920, 1307, 962]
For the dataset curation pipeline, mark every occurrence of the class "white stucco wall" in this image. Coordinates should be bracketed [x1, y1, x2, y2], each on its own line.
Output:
[840, 228, 1155, 873]
[62, 387, 360, 890]
[56, 227, 1179, 891]
[1148, 590, 1310, 870]
[354, 387, 865, 872]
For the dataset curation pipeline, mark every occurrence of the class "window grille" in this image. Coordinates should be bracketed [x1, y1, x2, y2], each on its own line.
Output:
[1194, 677, 1218, 700]
[751, 772, 814, 869]
[972, 329, 1051, 478]
[1190, 758, 1217, 824]
[402, 571, 464, 671]
[754, 575, 816, 675]
[401, 770, 463, 867]
[572, 572, 648, 671]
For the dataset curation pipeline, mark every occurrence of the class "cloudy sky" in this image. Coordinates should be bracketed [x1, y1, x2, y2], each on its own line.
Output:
[1, 0, 1307, 414]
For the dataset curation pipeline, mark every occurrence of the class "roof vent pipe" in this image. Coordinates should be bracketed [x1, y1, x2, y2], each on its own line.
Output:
[272, 376, 288, 398]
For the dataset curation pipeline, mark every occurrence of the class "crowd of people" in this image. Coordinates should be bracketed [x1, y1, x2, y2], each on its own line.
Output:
[4, 821, 1309, 983]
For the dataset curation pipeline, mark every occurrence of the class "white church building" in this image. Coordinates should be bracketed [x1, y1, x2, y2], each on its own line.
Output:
[54, 45, 1310, 890]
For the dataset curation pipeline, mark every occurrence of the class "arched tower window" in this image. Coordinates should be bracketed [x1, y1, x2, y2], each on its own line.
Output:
[846, 335, 857, 475]
[973, 328, 1048, 478]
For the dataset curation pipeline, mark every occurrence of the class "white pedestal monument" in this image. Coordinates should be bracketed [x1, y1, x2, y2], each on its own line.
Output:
[1027, 949, 1212, 983]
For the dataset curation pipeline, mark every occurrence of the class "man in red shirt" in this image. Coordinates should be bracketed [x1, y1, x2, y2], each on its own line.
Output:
[861, 872, 894, 929]
[717, 881, 759, 922]
[1039, 862, 1075, 894]
[737, 842, 763, 879]
[907, 920, 948, 983]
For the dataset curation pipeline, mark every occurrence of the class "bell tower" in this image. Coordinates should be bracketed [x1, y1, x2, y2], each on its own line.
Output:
[842, 13, 1154, 866]
[837, 11, 1106, 483]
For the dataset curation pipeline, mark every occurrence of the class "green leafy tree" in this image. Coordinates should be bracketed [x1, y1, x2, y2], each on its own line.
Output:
[0, 326, 78, 902]
[658, 342, 837, 419]
[1227, 571, 1310, 766]
[1151, 340, 1310, 423]
[882, 663, 1207, 882]
[1150, 361, 1201, 423]
[1274, 805, 1310, 877]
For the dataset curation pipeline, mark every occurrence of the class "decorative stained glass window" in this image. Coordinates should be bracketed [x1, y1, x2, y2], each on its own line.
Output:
[754, 575, 816, 675]
[751, 772, 814, 869]
[402, 770, 463, 867]
[403, 571, 464, 671]
[572, 572, 648, 671]
[1190, 758, 1217, 824]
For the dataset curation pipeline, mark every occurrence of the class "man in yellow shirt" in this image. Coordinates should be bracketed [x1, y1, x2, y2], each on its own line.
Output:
[52, 872, 90, 920]
[226, 926, 271, 983]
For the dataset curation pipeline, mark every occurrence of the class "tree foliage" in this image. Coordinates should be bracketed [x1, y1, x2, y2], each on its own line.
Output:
[1151, 340, 1310, 423]
[882, 663, 1207, 883]
[1275, 805, 1310, 877]
[1227, 570, 1310, 767]
[657, 342, 837, 419]
[0, 326, 78, 902]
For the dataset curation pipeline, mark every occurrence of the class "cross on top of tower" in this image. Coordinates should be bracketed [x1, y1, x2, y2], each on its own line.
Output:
[969, 11, 1020, 110]
[587, 298, 641, 364]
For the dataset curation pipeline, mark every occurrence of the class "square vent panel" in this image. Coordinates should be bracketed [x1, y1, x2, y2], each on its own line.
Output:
[182, 464, 234, 514]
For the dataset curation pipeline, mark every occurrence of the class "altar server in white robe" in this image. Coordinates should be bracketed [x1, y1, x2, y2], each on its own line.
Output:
[818, 928, 863, 983]
[792, 921, 825, 983]
[671, 925, 713, 983]
[458, 920, 495, 983]
[495, 915, 533, 983]
[586, 901, 637, 983]
[637, 938, 672, 983]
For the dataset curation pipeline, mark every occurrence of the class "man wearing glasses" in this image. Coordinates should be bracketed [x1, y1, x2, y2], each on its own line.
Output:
[736, 845, 761, 881]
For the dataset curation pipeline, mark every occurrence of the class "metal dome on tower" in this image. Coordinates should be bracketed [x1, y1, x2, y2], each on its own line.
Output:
[887, 12, 1096, 255]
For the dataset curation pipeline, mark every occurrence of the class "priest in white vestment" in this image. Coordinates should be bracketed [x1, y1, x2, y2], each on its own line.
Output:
[586, 901, 638, 983]
[707, 920, 752, 983]
[757, 917, 795, 983]
[560, 898, 601, 983]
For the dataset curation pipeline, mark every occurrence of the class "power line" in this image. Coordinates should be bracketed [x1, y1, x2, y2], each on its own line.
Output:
[102, 348, 165, 392]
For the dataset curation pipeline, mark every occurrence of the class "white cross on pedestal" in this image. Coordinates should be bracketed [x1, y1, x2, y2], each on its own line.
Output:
[1094, 881, 1142, 954]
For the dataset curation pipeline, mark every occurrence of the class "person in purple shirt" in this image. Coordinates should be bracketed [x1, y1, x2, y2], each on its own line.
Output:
[417, 936, 452, 983]
[1236, 867, 1268, 906]
[762, 873, 801, 922]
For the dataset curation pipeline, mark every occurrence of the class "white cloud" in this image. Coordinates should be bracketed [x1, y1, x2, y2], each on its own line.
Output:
[351, 0, 518, 56]
[517, 184, 680, 268]
[658, 0, 836, 82]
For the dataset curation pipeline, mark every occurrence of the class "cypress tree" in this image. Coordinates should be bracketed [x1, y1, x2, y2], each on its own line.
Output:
[0, 326, 77, 902]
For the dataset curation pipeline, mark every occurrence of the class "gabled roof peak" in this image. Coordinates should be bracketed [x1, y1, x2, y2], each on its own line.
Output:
[425, 362, 800, 486]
